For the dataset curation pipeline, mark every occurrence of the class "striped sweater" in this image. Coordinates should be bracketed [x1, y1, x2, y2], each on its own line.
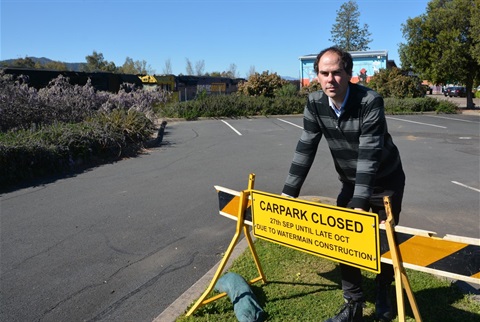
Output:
[282, 83, 403, 210]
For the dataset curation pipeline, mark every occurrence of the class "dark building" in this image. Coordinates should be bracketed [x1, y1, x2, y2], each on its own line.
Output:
[2, 68, 143, 92]
[139, 74, 245, 101]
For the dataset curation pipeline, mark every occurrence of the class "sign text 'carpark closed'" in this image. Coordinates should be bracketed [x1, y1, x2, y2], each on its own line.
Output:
[251, 190, 381, 273]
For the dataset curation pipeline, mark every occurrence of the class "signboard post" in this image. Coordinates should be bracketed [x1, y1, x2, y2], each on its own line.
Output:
[383, 196, 422, 321]
[251, 190, 381, 273]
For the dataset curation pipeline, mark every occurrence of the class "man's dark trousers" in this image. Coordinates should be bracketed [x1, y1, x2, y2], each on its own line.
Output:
[335, 167, 405, 302]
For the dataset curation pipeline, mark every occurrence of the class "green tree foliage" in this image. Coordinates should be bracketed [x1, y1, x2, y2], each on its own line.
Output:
[223, 63, 239, 78]
[275, 83, 298, 98]
[42, 61, 68, 71]
[330, 0, 372, 51]
[12, 57, 36, 68]
[471, 0, 480, 64]
[119, 57, 137, 74]
[237, 71, 287, 98]
[6, 57, 67, 70]
[205, 64, 239, 78]
[368, 68, 424, 99]
[400, 0, 479, 108]
[83, 51, 117, 72]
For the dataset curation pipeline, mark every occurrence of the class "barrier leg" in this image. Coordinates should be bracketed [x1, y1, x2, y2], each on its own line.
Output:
[243, 224, 267, 284]
[185, 173, 266, 316]
[242, 174, 267, 284]
[383, 196, 422, 322]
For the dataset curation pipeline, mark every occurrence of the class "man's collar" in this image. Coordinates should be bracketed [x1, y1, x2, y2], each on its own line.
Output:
[328, 85, 350, 117]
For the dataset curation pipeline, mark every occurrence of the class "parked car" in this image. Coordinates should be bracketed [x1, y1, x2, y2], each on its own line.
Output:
[447, 86, 467, 97]
[443, 86, 451, 96]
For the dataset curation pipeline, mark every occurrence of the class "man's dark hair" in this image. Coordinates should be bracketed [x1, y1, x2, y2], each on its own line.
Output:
[314, 47, 353, 76]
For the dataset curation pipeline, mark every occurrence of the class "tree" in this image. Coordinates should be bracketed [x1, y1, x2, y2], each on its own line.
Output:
[118, 57, 153, 75]
[185, 58, 194, 75]
[205, 64, 239, 78]
[471, 0, 480, 65]
[135, 59, 154, 75]
[43, 61, 68, 71]
[330, 0, 372, 51]
[118, 57, 153, 74]
[83, 51, 117, 72]
[195, 60, 205, 76]
[163, 59, 172, 74]
[248, 65, 257, 79]
[206, 71, 221, 77]
[400, 0, 479, 108]
[12, 57, 36, 68]
[120, 57, 136, 74]
[225, 63, 238, 78]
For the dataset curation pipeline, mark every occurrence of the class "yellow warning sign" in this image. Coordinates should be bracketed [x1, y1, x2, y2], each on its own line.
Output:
[251, 190, 380, 273]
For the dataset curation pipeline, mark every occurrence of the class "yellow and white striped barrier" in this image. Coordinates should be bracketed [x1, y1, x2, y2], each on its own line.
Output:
[215, 185, 480, 284]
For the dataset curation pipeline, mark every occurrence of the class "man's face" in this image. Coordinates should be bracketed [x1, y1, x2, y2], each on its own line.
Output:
[317, 51, 351, 102]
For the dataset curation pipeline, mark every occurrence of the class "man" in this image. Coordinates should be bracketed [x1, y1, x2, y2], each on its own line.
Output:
[282, 47, 405, 322]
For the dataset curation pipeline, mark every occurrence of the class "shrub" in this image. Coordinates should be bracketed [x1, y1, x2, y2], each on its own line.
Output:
[299, 80, 322, 96]
[0, 72, 163, 188]
[266, 96, 304, 115]
[368, 68, 424, 98]
[275, 83, 299, 98]
[435, 100, 459, 113]
[384, 97, 457, 114]
[37, 75, 104, 123]
[0, 110, 154, 188]
[237, 71, 287, 98]
[0, 71, 167, 132]
[0, 72, 46, 131]
[158, 95, 305, 119]
[100, 83, 168, 117]
[94, 109, 154, 144]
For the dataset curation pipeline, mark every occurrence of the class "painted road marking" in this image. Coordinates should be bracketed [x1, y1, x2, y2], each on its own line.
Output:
[221, 120, 242, 136]
[277, 118, 303, 129]
[451, 181, 480, 193]
[426, 115, 479, 123]
[387, 117, 447, 129]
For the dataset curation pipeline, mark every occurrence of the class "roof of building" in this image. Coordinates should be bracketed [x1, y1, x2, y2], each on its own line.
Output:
[299, 50, 389, 60]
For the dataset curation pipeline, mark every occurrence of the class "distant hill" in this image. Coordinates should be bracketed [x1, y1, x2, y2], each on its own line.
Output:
[282, 76, 298, 81]
[0, 57, 86, 71]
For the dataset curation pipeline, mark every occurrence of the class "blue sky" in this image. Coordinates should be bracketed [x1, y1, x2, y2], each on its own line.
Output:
[1, 0, 430, 78]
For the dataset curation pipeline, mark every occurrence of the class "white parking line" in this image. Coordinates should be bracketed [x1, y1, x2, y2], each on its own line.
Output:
[277, 118, 303, 129]
[426, 115, 478, 123]
[221, 120, 242, 136]
[387, 117, 447, 129]
[451, 181, 480, 193]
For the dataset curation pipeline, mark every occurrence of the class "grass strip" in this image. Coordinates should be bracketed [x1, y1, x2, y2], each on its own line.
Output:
[177, 238, 480, 322]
